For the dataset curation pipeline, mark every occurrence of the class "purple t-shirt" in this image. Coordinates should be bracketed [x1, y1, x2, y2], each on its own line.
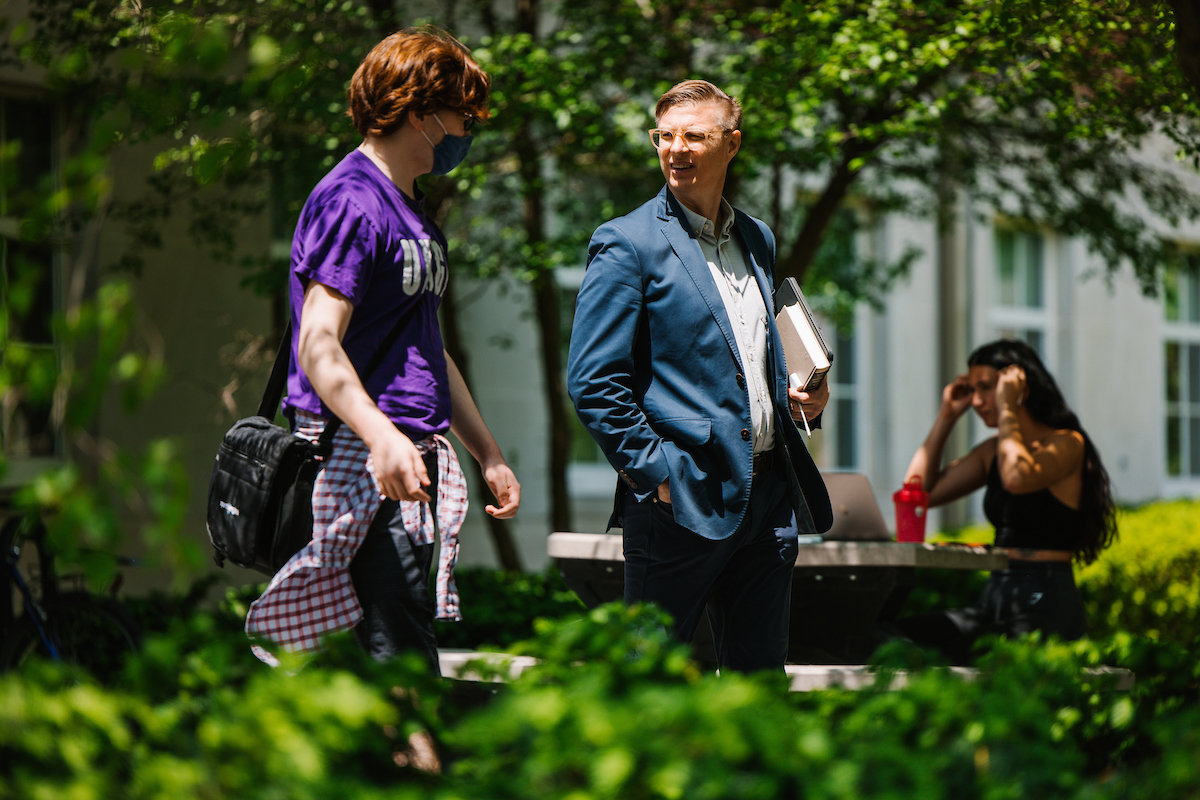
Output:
[284, 149, 451, 441]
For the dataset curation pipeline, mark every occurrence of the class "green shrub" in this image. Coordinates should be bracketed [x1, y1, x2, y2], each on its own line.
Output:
[446, 604, 1150, 800]
[1083, 707, 1200, 800]
[434, 567, 586, 650]
[895, 568, 989, 617]
[1077, 499, 1200, 643]
[2, 602, 1199, 800]
[0, 611, 443, 800]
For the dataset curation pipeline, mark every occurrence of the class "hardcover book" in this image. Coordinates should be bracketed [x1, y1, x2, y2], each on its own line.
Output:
[774, 277, 834, 392]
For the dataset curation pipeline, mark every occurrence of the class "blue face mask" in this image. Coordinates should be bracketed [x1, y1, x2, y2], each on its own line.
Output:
[421, 114, 474, 175]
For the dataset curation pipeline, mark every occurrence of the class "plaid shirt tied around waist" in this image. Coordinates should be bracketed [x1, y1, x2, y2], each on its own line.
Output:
[245, 410, 468, 664]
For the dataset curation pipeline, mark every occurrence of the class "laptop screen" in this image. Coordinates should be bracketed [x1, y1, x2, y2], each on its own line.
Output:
[820, 472, 892, 542]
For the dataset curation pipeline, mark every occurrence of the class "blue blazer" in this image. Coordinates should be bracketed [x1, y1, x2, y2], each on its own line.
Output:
[567, 187, 833, 541]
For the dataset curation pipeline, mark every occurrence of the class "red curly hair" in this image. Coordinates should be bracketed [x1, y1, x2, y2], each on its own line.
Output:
[347, 26, 491, 138]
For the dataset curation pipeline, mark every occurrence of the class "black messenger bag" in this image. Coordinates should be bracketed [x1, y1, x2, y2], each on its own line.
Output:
[206, 311, 412, 574]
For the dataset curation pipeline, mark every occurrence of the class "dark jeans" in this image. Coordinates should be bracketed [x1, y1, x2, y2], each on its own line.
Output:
[621, 459, 800, 673]
[348, 450, 441, 675]
[894, 562, 1087, 664]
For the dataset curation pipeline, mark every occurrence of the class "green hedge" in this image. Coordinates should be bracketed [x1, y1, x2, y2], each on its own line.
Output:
[2, 603, 1198, 800]
[1076, 499, 1200, 643]
[12, 497, 1193, 799]
[451, 607, 1200, 799]
[0, 614, 438, 800]
[434, 567, 585, 650]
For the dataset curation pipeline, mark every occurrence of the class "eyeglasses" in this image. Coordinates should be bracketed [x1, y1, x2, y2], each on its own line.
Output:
[648, 128, 728, 150]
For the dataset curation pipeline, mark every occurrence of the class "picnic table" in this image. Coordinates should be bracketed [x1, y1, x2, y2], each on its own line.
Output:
[548, 532, 1009, 665]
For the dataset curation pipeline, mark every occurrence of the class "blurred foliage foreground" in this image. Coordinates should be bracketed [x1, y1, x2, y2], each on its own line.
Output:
[1, 599, 1198, 800]
[3, 497, 1200, 799]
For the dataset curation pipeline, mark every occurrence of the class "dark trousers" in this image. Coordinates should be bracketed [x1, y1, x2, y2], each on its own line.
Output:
[621, 460, 800, 673]
[348, 450, 441, 675]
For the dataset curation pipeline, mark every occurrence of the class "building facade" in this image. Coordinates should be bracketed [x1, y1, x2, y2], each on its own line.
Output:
[452, 160, 1200, 571]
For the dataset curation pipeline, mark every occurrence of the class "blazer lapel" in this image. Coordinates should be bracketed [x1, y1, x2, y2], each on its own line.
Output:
[733, 212, 790, 398]
[657, 189, 745, 371]
[733, 213, 776, 316]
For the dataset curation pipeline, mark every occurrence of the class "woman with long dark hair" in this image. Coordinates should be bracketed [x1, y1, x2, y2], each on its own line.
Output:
[896, 339, 1117, 662]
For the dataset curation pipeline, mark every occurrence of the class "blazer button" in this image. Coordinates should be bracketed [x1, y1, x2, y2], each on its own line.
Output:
[736, 373, 745, 389]
[741, 428, 751, 441]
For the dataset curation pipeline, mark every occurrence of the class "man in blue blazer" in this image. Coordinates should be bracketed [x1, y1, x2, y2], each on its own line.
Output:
[567, 80, 833, 672]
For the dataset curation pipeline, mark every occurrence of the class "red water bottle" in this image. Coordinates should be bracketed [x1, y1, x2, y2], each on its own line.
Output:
[893, 477, 930, 543]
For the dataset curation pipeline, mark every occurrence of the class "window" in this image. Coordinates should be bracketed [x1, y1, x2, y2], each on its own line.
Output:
[1, 96, 60, 464]
[992, 228, 1047, 355]
[1163, 254, 1200, 477]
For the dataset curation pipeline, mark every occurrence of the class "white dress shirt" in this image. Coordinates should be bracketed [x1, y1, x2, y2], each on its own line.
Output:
[680, 199, 775, 454]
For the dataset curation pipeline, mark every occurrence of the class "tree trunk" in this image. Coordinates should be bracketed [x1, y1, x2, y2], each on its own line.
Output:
[425, 179, 525, 572]
[777, 146, 867, 283]
[513, 130, 573, 535]
[440, 261, 525, 571]
[1173, 0, 1200, 96]
[513, 0, 573, 535]
[532, 266, 573, 534]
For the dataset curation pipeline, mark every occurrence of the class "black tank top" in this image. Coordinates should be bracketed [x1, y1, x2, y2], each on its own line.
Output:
[982, 458, 1081, 552]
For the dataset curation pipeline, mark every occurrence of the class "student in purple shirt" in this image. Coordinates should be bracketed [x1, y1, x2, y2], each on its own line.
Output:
[245, 27, 520, 671]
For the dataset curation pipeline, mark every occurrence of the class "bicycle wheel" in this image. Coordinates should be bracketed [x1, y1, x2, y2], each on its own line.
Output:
[0, 591, 141, 682]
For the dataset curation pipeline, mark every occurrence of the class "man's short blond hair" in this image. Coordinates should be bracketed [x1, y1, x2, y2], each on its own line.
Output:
[654, 80, 742, 131]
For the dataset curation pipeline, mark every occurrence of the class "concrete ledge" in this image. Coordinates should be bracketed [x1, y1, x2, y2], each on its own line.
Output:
[548, 531, 626, 561]
[438, 649, 540, 682]
[785, 664, 975, 691]
[438, 650, 1134, 692]
[786, 664, 1134, 691]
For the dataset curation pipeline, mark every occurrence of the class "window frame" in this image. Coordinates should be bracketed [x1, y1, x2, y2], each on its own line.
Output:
[987, 223, 1056, 369]
[1162, 252, 1200, 486]
[0, 90, 66, 485]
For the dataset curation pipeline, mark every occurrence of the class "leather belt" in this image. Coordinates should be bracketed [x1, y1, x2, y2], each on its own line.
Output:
[752, 450, 773, 476]
[1001, 547, 1074, 563]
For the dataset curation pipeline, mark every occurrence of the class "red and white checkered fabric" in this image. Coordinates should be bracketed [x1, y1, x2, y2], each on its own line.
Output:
[245, 410, 467, 665]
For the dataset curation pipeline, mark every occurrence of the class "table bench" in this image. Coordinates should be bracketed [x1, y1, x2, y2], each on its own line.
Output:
[549, 532, 1009, 665]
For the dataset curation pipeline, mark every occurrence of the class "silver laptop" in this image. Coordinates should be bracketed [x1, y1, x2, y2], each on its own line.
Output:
[819, 472, 892, 542]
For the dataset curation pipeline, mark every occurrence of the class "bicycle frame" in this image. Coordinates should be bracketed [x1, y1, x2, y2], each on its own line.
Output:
[4, 553, 61, 660]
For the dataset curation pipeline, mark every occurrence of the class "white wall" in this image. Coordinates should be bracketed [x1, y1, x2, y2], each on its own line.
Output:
[93, 142, 275, 593]
[450, 276, 557, 571]
[1066, 243, 1163, 504]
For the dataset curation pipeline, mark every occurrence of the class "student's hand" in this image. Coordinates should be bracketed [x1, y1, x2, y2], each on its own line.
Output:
[941, 374, 974, 419]
[370, 429, 432, 503]
[789, 379, 829, 422]
[483, 461, 521, 518]
[996, 365, 1027, 408]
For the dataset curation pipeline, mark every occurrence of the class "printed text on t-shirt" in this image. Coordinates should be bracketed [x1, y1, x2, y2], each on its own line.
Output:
[400, 238, 448, 297]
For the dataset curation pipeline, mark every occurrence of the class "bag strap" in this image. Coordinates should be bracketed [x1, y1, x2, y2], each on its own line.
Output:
[257, 325, 294, 420]
[256, 303, 420, 447]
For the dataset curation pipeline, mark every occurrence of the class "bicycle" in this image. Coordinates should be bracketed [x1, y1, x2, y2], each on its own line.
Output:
[1, 516, 141, 682]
